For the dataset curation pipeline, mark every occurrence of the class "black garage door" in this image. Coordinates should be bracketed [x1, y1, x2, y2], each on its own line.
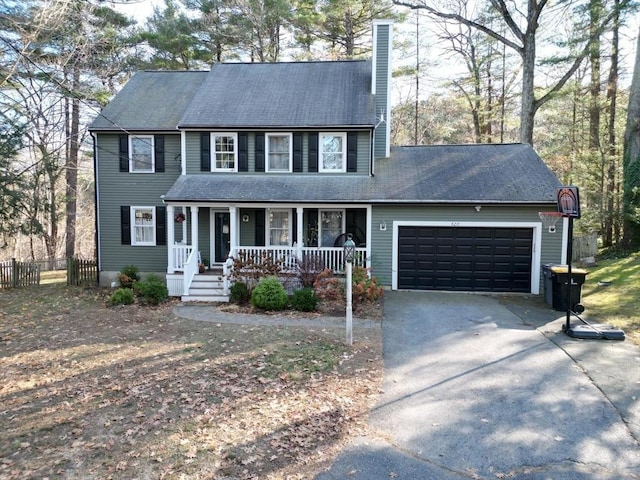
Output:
[398, 226, 533, 292]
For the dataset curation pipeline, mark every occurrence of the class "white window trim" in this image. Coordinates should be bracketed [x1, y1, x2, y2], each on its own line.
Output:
[266, 132, 293, 173]
[129, 135, 155, 173]
[319, 209, 345, 247]
[131, 206, 156, 246]
[211, 132, 238, 172]
[319, 132, 347, 173]
[267, 208, 292, 246]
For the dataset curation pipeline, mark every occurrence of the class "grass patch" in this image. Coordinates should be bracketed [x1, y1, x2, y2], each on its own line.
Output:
[0, 283, 382, 480]
[581, 251, 640, 344]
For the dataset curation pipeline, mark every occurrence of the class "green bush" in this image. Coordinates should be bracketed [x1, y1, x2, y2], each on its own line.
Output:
[230, 281, 251, 304]
[109, 287, 135, 306]
[291, 287, 319, 312]
[251, 277, 288, 311]
[118, 264, 141, 288]
[133, 278, 169, 305]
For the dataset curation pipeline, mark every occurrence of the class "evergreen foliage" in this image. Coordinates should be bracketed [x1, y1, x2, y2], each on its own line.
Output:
[251, 277, 289, 311]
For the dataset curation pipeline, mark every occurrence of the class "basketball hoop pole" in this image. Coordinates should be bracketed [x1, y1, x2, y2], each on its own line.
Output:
[565, 215, 573, 331]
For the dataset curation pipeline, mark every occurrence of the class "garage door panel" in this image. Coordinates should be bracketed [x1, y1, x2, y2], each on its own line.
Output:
[398, 226, 533, 293]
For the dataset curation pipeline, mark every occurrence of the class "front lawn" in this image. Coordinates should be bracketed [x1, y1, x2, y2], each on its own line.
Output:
[0, 284, 382, 479]
[580, 251, 640, 345]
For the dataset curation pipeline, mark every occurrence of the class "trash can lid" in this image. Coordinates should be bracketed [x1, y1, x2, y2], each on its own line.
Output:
[549, 265, 588, 274]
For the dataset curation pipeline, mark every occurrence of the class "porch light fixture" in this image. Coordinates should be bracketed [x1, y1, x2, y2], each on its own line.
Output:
[343, 234, 356, 263]
[474, 205, 482, 212]
[242, 214, 250, 223]
[343, 233, 356, 346]
[379, 221, 387, 231]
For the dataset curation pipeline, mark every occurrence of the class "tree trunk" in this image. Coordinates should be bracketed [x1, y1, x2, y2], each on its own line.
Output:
[519, 29, 536, 145]
[622, 25, 640, 248]
[65, 65, 80, 258]
[603, 0, 619, 247]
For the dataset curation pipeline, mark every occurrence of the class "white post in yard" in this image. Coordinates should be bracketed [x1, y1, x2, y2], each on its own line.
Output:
[343, 234, 356, 346]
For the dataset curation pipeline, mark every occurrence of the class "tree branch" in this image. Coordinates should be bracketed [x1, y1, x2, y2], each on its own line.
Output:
[392, 1, 523, 54]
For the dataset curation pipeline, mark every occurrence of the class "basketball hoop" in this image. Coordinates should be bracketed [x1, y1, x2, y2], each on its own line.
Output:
[539, 211, 563, 233]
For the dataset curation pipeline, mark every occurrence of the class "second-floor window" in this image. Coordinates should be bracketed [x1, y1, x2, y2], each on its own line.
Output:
[129, 136, 154, 173]
[212, 133, 237, 171]
[320, 133, 346, 172]
[267, 133, 292, 172]
[131, 206, 156, 245]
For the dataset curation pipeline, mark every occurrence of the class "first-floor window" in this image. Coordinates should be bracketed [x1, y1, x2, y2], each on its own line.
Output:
[268, 210, 290, 246]
[320, 210, 344, 247]
[129, 136, 154, 172]
[132, 206, 156, 245]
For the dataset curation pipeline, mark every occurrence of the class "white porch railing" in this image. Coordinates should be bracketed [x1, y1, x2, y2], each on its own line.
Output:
[183, 248, 198, 296]
[172, 243, 193, 272]
[231, 246, 367, 273]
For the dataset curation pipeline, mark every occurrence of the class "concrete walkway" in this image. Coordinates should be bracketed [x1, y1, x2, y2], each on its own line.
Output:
[317, 291, 640, 480]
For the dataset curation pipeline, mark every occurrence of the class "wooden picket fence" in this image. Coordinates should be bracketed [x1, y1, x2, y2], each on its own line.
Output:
[0, 258, 41, 289]
[66, 258, 98, 286]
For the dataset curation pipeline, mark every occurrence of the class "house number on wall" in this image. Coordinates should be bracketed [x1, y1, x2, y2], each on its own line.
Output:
[451, 222, 460, 227]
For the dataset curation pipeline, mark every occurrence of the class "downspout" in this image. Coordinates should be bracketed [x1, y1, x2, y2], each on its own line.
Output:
[90, 132, 101, 285]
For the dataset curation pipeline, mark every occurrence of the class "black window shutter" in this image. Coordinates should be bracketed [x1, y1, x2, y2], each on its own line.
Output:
[293, 133, 303, 172]
[308, 132, 318, 172]
[255, 133, 265, 172]
[292, 208, 297, 243]
[154, 135, 165, 172]
[255, 208, 265, 246]
[121, 206, 131, 245]
[156, 206, 166, 245]
[201, 132, 210, 171]
[238, 132, 248, 172]
[347, 132, 357, 172]
[119, 134, 129, 172]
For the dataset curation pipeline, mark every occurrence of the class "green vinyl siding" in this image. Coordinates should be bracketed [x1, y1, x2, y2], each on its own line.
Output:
[373, 22, 391, 159]
[96, 133, 181, 273]
[370, 205, 563, 291]
[185, 131, 371, 175]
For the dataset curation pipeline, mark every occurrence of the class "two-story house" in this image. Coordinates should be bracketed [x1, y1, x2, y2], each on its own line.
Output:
[89, 20, 565, 301]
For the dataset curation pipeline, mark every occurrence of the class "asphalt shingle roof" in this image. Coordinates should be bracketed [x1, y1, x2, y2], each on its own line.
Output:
[164, 144, 561, 204]
[89, 71, 208, 131]
[178, 61, 375, 128]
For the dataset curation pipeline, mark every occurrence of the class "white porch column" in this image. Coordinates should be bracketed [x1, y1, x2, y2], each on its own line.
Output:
[366, 205, 372, 270]
[229, 205, 238, 256]
[191, 206, 199, 259]
[296, 207, 304, 260]
[167, 205, 175, 273]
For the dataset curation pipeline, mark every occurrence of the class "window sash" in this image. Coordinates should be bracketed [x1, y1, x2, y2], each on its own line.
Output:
[132, 207, 156, 245]
[212, 133, 237, 171]
[319, 210, 344, 247]
[268, 210, 290, 246]
[267, 133, 292, 172]
[129, 136, 154, 172]
[319, 133, 346, 172]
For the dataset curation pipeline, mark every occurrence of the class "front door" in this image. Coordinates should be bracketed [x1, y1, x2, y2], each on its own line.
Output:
[214, 212, 231, 263]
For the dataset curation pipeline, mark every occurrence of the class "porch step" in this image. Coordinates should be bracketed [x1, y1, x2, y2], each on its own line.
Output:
[181, 272, 229, 303]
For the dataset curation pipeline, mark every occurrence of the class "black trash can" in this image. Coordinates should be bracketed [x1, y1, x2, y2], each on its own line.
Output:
[546, 265, 588, 311]
[541, 264, 554, 306]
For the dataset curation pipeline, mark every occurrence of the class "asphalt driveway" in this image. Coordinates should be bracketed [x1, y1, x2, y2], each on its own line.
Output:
[317, 291, 640, 480]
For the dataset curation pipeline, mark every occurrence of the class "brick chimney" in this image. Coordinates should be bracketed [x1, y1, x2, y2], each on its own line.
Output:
[372, 19, 393, 159]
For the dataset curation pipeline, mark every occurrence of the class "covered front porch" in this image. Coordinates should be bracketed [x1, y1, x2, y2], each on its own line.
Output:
[165, 204, 371, 298]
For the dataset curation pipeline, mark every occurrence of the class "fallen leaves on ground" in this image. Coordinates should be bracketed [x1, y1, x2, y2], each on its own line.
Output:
[0, 284, 383, 479]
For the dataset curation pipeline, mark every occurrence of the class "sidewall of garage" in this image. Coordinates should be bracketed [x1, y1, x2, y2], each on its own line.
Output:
[369, 205, 565, 294]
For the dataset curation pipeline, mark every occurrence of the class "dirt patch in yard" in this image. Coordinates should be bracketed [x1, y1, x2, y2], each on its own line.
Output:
[0, 284, 383, 480]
